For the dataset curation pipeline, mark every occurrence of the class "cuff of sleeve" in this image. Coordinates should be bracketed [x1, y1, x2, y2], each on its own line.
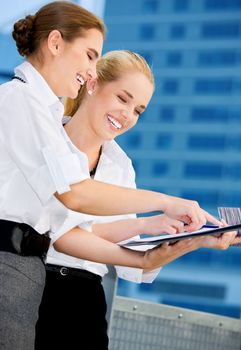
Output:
[40, 146, 89, 197]
[115, 266, 144, 283]
[116, 266, 161, 284]
[141, 267, 162, 283]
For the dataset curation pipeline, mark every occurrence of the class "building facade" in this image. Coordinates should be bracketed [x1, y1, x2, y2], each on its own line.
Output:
[103, 0, 241, 318]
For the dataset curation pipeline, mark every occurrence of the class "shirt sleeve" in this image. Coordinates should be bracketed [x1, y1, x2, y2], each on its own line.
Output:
[0, 85, 89, 204]
[115, 158, 161, 283]
[115, 265, 161, 283]
[50, 219, 93, 244]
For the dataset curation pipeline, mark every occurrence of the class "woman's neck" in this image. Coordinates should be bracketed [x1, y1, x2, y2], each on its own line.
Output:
[64, 112, 103, 172]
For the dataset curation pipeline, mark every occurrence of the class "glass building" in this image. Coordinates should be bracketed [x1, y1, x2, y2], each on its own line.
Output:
[0, 0, 241, 319]
[103, 0, 241, 318]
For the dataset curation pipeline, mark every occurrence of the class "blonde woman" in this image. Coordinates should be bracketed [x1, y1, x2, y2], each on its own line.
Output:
[35, 51, 237, 350]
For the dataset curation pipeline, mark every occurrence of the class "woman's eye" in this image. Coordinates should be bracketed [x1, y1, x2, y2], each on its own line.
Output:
[135, 110, 141, 116]
[87, 53, 93, 60]
[117, 95, 127, 103]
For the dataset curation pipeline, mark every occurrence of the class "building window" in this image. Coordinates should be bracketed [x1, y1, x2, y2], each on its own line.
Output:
[222, 191, 241, 206]
[182, 189, 220, 206]
[205, 0, 241, 11]
[159, 106, 175, 122]
[173, 0, 189, 11]
[233, 79, 241, 93]
[140, 24, 156, 40]
[202, 21, 240, 39]
[184, 162, 223, 178]
[163, 79, 179, 94]
[156, 133, 172, 149]
[124, 132, 142, 149]
[230, 108, 241, 122]
[194, 79, 233, 94]
[152, 161, 168, 176]
[166, 51, 182, 66]
[227, 164, 241, 179]
[170, 24, 186, 39]
[198, 50, 237, 67]
[138, 51, 153, 65]
[142, 0, 159, 13]
[191, 107, 229, 123]
[188, 134, 226, 150]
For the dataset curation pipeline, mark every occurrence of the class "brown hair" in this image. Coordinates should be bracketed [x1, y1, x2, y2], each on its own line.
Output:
[65, 50, 155, 116]
[12, 1, 106, 57]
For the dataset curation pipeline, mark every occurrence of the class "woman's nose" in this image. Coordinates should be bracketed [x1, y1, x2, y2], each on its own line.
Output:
[121, 110, 130, 123]
[86, 67, 97, 80]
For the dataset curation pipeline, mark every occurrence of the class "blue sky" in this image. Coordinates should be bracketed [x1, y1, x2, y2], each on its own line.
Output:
[0, 0, 105, 33]
[0, 1, 47, 32]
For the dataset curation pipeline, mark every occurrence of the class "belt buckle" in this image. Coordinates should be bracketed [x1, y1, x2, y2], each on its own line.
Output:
[60, 266, 69, 276]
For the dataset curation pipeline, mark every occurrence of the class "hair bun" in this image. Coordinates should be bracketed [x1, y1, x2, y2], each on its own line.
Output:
[12, 15, 35, 56]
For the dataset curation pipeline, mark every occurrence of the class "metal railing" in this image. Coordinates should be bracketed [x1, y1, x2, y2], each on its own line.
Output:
[108, 296, 241, 350]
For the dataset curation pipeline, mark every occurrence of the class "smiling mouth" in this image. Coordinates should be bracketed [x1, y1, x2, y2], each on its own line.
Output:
[107, 115, 122, 129]
[76, 74, 85, 85]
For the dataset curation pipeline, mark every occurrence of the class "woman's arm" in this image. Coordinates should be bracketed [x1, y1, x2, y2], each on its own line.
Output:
[56, 179, 222, 232]
[53, 226, 237, 270]
[92, 214, 185, 243]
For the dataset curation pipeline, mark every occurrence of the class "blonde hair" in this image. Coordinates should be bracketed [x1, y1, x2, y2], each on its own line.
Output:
[65, 50, 154, 116]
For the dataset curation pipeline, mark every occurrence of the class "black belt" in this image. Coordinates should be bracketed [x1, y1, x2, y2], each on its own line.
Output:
[46, 264, 102, 282]
[0, 219, 50, 259]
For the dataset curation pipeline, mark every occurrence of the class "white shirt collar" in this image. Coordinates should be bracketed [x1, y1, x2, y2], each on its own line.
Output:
[14, 61, 62, 110]
[61, 117, 120, 168]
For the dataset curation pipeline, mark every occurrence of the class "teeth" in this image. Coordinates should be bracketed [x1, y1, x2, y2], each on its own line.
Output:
[107, 115, 122, 129]
[76, 74, 85, 85]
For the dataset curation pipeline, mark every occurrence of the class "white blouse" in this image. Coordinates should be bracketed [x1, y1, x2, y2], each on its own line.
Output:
[0, 62, 88, 236]
[47, 130, 160, 283]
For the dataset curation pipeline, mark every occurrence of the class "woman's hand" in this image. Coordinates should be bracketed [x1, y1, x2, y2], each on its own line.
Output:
[230, 235, 241, 246]
[202, 219, 240, 248]
[139, 214, 185, 235]
[142, 238, 202, 271]
[162, 195, 222, 232]
[200, 231, 239, 249]
[142, 230, 238, 271]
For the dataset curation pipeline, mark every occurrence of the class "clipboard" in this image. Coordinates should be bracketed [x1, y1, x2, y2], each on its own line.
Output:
[120, 223, 241, 249]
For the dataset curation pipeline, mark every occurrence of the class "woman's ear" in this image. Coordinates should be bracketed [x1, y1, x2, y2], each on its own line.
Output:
[86, 79, 97, 96]
[47, 30, 62, 56]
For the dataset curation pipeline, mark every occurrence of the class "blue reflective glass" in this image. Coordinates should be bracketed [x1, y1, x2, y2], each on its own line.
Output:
[140, 24, 156, 40]
[202, 22, 240, 38]
[184, 162, 223, 178]
[125, 132, 142, 149]
[173, 0, 189, 11]
[182, 189, 220, 205]
[166, 51, 182, 66]
[188, 135, 226, 150]
[159, 106, 175, 122]
[195, 79, 233, 94]
[163, 79, 179, 94]
[191, 107, 229, 122]
[152, 161, 168, 176]
[198, 50, 237, 66]
[205, 0, 241, 10]
[156, 133, 172, 149]
[142, 0, 159, 13]
[138, 51, 153, 65]
[170, 24, 186, 39]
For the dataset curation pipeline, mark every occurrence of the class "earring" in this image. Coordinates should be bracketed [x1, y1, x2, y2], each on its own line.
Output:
[87, 90, 93, 95]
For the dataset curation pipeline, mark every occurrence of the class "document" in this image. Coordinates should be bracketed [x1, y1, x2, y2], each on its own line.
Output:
[119, 224, 241, 250]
